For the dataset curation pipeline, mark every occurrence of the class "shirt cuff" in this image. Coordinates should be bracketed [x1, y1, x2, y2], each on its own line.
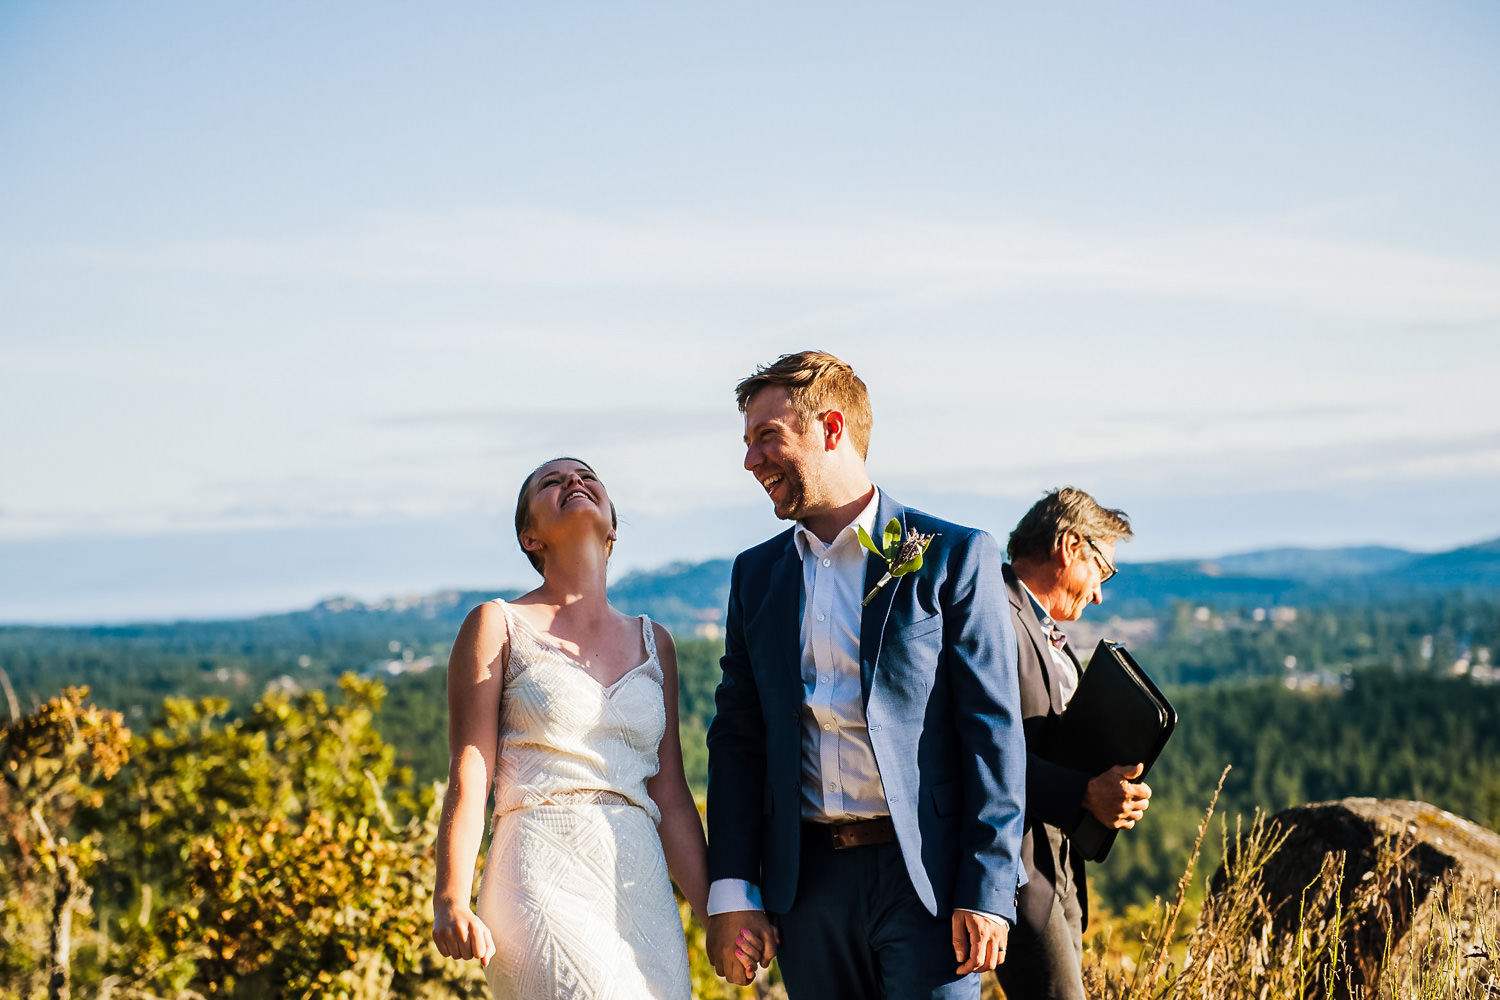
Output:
[707, 879, 764, 915]
[955, 907, 1012, 926]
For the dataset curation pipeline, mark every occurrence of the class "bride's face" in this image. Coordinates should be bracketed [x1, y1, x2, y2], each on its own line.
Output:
[521, 459, 617, 559]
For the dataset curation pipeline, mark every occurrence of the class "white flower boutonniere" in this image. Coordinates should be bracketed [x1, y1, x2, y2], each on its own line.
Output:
[857, 517, 938, 607]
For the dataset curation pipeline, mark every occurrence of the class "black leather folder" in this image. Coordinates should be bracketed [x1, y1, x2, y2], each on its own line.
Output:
[1051, 640, 1177, 862]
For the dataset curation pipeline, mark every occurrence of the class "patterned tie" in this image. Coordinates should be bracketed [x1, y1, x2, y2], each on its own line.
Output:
[1044, 622, 1079, 707]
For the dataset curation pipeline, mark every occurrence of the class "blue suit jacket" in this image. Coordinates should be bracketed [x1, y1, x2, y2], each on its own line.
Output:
[706, 490, 1027, 921]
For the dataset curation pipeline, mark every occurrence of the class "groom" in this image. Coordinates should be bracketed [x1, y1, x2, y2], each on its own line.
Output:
[705, 351, 1026, 998]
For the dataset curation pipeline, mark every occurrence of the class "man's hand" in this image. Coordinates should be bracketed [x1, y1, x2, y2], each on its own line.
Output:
[1084, 762, 1153, 829]
[952, 909, 1009, 974]
[432, 899, 495, 967]
[706, 910, 778, 985]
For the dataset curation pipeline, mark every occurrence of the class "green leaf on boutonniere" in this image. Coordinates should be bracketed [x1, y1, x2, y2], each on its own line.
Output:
[892, 548, 925, 577]
[859, 519, 938, 607]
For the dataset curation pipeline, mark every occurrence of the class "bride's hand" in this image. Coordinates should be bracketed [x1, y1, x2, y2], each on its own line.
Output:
[735, 925, 776, 977]
[432, 900, 496, 967]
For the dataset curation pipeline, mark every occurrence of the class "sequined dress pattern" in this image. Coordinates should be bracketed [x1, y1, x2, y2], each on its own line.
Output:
[476, 601, 690, 1000]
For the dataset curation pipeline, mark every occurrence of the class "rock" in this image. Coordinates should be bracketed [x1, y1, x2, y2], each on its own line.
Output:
[1215, 797, 1500, 998]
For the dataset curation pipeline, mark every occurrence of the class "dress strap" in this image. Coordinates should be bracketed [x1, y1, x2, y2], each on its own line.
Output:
[487, 598, 516, 679]
[639, 614, 658, 663]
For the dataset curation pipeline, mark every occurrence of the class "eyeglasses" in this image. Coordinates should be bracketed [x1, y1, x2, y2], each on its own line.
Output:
[1085, 537, 1117, 584]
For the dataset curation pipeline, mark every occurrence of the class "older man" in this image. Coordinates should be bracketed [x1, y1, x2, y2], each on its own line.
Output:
[999, 488, 1153, 1000]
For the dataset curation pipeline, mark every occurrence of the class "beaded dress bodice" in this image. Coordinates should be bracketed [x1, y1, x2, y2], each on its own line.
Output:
[491, 601, 666, 824]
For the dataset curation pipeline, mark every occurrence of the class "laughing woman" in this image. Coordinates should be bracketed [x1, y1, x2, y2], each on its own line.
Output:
[431, 457, 719, 999]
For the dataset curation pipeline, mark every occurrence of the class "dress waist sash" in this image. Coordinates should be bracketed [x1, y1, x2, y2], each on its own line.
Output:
[495, 788, 636, 817]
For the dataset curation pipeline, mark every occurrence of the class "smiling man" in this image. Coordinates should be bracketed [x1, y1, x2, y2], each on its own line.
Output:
[1000, 488, 1153, 1000]
[704, 350, 1026, 999]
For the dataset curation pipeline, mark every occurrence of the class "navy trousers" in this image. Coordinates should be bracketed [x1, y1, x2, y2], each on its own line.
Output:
[771, 835, 981, 1000]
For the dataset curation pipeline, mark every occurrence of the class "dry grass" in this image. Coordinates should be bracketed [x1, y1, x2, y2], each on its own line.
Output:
[1076, 767, 1500, 1000]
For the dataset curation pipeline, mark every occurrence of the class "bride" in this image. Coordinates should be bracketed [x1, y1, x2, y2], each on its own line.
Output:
[431, 458, 745, 998]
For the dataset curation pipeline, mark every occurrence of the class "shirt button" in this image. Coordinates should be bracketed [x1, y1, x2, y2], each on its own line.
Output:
[820, 674, 831, 683]
[823, 723, 833, 731]
[817, 613, 826, 622]
[822, 558, 831, 567]
[828, 782, 837, 791]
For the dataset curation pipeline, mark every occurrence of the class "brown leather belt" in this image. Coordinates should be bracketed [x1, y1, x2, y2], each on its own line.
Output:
[802, 816, 897, 851]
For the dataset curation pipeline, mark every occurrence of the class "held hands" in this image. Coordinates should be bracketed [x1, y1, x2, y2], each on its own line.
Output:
[706, 910, 779, 986]
[432, 899, 496, 968]
[1085, 762, 1153, 829]
[952, 909, 1009, 974]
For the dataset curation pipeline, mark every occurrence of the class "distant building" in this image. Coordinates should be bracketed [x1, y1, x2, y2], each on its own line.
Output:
[265, 675, 302, 697]
[364, 655, 436, 678]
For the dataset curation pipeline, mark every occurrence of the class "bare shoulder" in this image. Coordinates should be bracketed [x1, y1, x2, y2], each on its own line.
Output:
[649, 619, 677, 655]
[450, 601, 511, 680]
[649, 620, 679, 677]
[462, 599, 511, 638]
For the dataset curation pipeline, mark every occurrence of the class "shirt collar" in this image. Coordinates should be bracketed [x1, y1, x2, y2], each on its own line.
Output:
[1019, 579, 1056, 629]
[793, 488, 882, 560]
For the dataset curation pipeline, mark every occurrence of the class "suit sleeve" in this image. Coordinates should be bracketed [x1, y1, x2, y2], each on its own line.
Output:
[1024, 740, 1092, 833]
[1013, 609, 1093, 832]
[945, 530, 1027, 920]
[706, 554, 767, 884]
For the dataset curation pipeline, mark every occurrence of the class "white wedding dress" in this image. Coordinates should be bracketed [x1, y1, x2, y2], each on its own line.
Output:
[476, 601, 691, 1000]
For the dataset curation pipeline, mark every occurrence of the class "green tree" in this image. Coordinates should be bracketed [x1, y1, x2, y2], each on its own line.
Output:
[89, 675, 484, 1000]
[0, 686, 130, 1000]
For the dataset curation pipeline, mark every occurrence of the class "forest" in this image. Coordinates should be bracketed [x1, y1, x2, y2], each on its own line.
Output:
[4, 575, 1500, 998]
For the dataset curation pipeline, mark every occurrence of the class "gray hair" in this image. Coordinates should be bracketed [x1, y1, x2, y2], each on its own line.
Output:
[1007, 487, 1132, 563]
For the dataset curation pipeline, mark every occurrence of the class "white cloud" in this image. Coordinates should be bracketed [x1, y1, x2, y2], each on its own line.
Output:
[61, 205, 1500, 322]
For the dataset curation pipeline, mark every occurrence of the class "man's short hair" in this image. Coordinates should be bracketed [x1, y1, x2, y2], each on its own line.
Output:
[1007, 487, 1133, 563]
[735, 350, 873, 458]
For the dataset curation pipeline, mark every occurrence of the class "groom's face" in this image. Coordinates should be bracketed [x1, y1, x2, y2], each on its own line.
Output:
[742, 387, 833, 522]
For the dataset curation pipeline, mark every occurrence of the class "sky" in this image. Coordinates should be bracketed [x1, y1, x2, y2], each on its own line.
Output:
[2, 2, 1498, 623]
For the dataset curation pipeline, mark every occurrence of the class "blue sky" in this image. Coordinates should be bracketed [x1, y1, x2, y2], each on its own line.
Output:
[2, 2, 1498, 622]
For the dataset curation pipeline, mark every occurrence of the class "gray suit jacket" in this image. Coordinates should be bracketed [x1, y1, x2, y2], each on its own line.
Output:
[1003, 563, 1093, 933]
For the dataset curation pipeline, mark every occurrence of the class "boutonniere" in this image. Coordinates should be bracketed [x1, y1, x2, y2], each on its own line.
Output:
[856, 518, 938, 607]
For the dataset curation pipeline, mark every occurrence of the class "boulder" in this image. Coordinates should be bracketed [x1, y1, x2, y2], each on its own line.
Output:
[1217, 797, 1500, 998]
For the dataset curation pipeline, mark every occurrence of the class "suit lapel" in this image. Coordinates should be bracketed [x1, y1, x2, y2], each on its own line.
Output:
[1006, 565, 1066, 716]
[761, 536, 804, 698]
[858, 491, 903, 702]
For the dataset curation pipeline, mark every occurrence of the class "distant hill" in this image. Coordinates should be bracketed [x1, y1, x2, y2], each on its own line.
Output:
[1101, 560, 1301, 615]
[1397, 538, 1500, 590]
[118, 557, 739, 639]
[278, 538, 1498, 631]
[1207, 545, 1418, 580]
[5, 539, 1498, 669]
[8, 538, 1500, 719]
[1098, 539, 1500, 616]
[292, 559, 737, 638]
[608, 559, 733, 636]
